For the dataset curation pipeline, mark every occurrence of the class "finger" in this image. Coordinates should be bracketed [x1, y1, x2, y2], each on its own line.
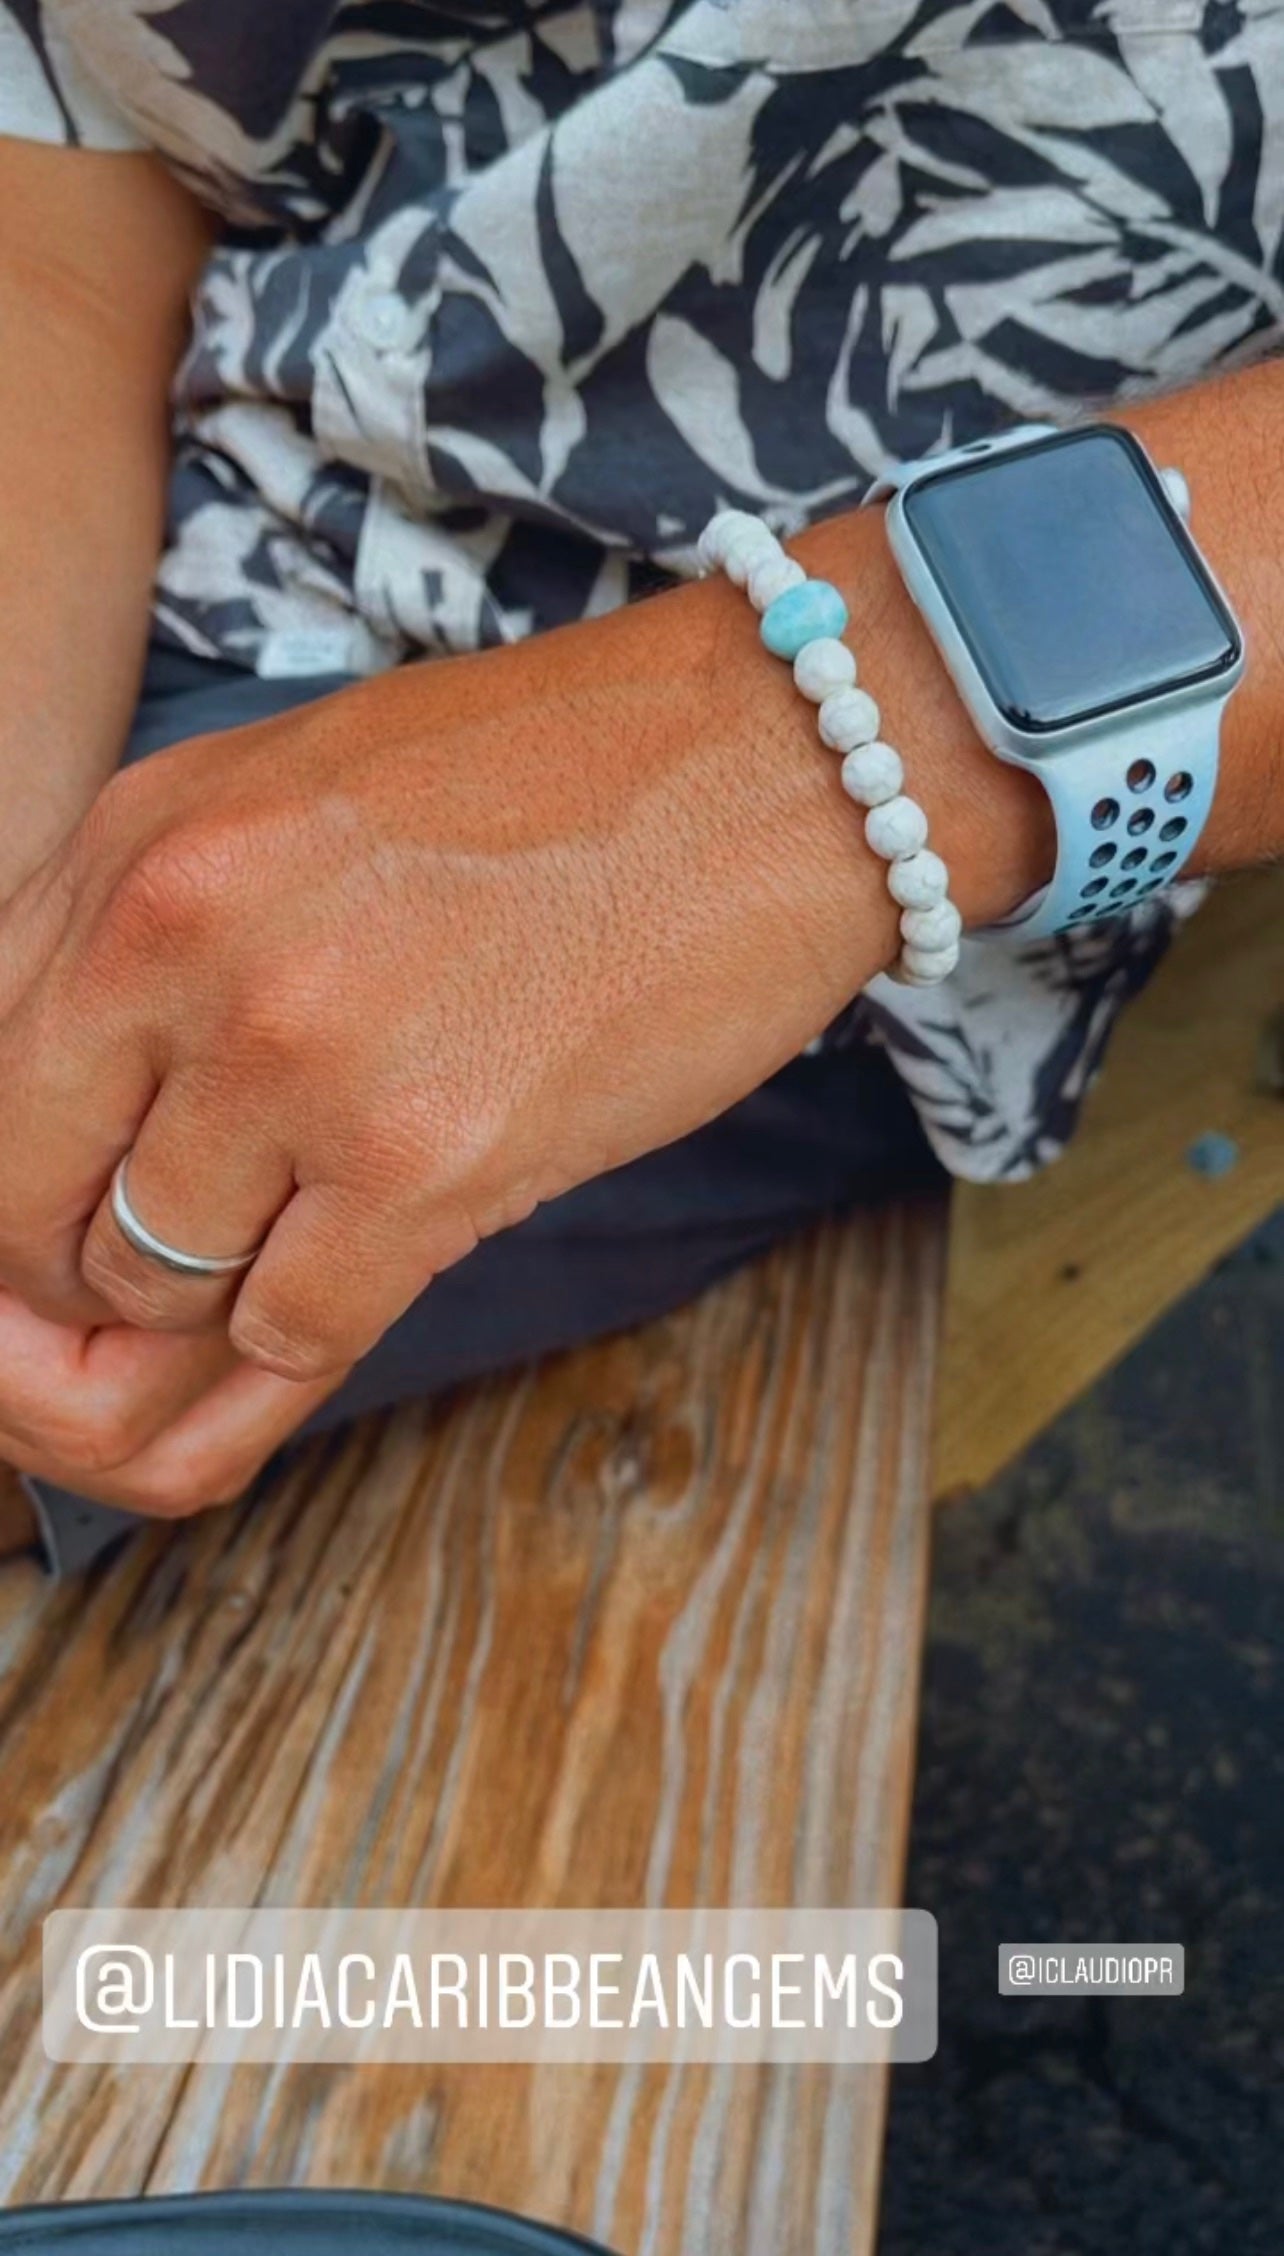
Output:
[79, 1069, 294, 1333]
[0, 1355, 342, 1518]
[116, 1358, 344, 1516]
[0, 940, 156, 1328]
[227, 1176, 478, 1382]
[0, 1289, 236, 1469]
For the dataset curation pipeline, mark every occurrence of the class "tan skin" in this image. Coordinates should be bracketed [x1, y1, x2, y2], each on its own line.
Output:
[0, 141, 212, 1553]
[0, 139, 1280, 1554]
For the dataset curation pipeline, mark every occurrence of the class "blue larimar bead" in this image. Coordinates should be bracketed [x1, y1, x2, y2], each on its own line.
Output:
[760, 579, 849, 660]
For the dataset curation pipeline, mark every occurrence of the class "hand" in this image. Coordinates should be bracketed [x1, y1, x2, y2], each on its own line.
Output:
[0, 1293, 341, 1516]
[0, 558, 921, 1382]
[0, 492, 1053, 1382]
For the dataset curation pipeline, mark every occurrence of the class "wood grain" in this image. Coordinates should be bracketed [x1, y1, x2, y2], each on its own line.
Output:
[936, 866, 1284, 1497]
[0, 1200, 946, 2256]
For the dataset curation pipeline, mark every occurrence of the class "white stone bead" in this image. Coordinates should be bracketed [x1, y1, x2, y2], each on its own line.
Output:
[746, 550, 806, 612]
[793, 637, 857, 702]
[839, 740, 904, 808]
[899, 938, 961, 985]
[817, 686, 881, 752]
[900, 899, 963, 952]
[698, 509, 762, 572]
[886, 848, 949, 910]
[865, 795, 929, 862]
[722, 524, 781, 588]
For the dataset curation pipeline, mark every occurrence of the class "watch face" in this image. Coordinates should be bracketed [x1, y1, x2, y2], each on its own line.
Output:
[901, 425, 1242, 738]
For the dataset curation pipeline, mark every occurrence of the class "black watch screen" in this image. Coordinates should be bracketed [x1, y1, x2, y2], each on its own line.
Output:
[900, 424, 1241, 738]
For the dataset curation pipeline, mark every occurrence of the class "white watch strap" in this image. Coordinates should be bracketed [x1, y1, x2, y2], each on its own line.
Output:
[998, 701, 1219, 939]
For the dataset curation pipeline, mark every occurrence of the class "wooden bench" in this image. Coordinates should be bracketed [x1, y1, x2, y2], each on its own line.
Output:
[2, 868, 1276, 2250]
[0, 1199, 947, 2256]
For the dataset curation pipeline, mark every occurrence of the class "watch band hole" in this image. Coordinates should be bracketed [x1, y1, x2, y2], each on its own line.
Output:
[1151, 850, 1178, 872]
[1164, 771, 1193, 802]
[1126, 759, 1156, 793]
[1127, 808, 1154, 836]
[1121, 847, 1147, 870]
[1090, 842, 1117, 867]
[1081, 877, 1108, 898]
[1091, 797, 1120, 830]
[1159, 816, 1187, 842]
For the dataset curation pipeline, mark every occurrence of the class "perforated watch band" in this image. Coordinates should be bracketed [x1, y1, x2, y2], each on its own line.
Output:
[998, 701, 1219, 939]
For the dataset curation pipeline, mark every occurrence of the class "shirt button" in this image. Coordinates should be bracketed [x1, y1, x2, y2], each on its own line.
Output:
[360, 289, 411, 350]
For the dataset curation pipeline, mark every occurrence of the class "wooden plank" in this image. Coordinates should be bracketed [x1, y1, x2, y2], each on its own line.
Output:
[936, 867, 1284, 1499]
[0, 1199, 945, 2256]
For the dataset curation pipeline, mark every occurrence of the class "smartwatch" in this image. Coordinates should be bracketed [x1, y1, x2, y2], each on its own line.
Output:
[869, 422, 1246, 938]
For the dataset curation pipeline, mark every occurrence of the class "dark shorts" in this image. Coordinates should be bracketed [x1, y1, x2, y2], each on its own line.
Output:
[24, 647, 942, 1575]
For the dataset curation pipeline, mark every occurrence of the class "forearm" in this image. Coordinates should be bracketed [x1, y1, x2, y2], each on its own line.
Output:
[0, 143, 211, 899]
[3, 359, 1278, 1398]
[283, 359, 1274, 1109]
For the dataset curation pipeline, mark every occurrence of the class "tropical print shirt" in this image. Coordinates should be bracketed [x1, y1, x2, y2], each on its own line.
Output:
[2, 0, 1280, 1181]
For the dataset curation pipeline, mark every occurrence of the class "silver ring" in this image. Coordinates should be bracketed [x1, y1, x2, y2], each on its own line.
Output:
[109, 1155, 264, 1279]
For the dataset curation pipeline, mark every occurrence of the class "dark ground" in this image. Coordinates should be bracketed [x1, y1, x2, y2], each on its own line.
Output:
[878, 1211, 1284, 2255]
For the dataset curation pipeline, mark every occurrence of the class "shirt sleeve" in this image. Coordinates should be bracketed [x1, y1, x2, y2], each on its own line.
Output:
[0, 1, 144, 149]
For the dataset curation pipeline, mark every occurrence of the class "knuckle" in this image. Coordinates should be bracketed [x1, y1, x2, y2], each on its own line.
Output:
[229, 1306, 346, 1384]
[233, 975, 326, 1068]
[81, 1242, 186, 1329]
[104, 830, 233, 954]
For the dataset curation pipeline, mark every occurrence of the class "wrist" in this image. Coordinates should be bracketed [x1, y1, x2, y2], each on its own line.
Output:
[1111, 369, 1284, 879]
[791, 504, 1056, 936]
[673, 498, 1055, 1036]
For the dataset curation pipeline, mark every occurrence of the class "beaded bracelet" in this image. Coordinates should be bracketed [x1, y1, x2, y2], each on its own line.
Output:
[698, 509, 962, 987]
